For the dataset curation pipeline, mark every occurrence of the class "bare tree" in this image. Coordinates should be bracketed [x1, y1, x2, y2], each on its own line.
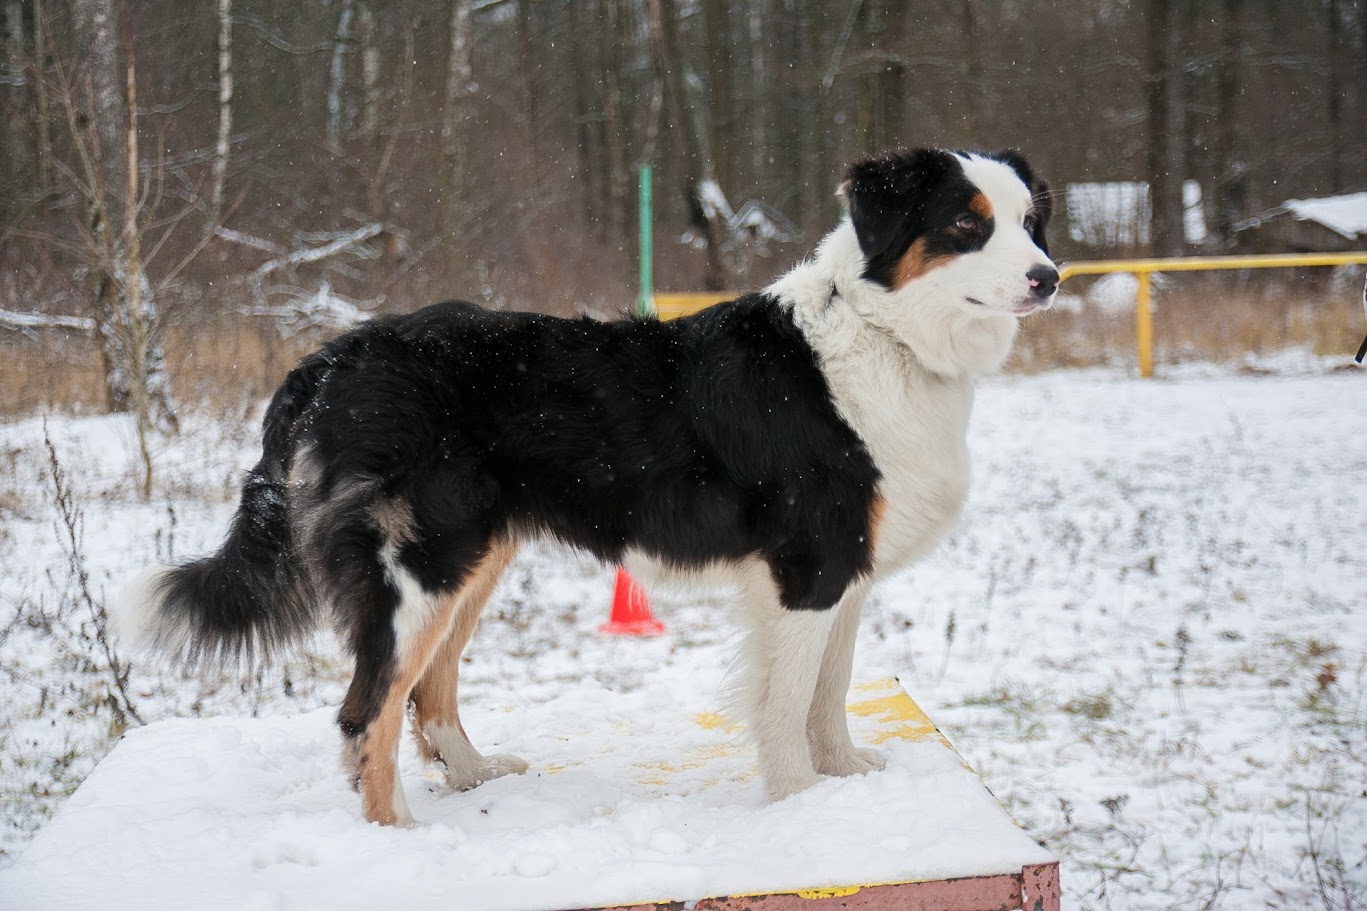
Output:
[646, 0, 732, 291]
[33, 0, 52, 198]
[2, 1, 30, 217]
[443, 0, 475, 238]
[1211, 0, 1246, 243]
[747, 0, 766, 180]
[702, 0, 731, 186]
[67, 0, 176, 446]
[1145, 0, 1186, 256]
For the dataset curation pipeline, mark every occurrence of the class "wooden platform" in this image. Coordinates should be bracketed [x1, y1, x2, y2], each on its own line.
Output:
[0, 679, 1059, 911]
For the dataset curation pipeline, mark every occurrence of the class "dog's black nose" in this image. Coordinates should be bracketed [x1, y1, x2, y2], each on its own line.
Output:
[1026, 265, 1059, 298]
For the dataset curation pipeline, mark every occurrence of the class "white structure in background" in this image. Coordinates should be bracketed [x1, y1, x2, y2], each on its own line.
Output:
[1065, 180, 1208, 250]
[1055, 181, 1205, 314]
[1233, 191, 1367, 251]
[1278, 192, 1367, 241]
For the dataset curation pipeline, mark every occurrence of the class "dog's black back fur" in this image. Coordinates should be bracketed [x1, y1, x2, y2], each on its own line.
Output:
[151, 294, 882, 675]
[307, 295, 881, 603]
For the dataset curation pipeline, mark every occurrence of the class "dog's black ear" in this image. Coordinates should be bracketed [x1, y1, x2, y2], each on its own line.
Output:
[841, 148, 957, 267]
[992, 148, 1053, 254]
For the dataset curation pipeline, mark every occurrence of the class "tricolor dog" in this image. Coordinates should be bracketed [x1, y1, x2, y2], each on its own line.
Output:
[120, 147, 1056, 826]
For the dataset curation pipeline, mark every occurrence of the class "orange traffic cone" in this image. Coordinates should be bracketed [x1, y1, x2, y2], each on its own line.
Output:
[598, 567, 666, 637]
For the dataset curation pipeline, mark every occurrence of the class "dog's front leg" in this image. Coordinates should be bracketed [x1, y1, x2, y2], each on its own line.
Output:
[738, 564, 840, 802]
[807, 580, 886, 777]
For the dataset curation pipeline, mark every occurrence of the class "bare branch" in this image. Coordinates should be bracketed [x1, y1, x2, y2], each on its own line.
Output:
[0, 309, 96, 333]
[252, 223, 386, 280]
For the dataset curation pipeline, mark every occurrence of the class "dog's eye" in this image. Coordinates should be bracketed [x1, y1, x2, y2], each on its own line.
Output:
[1023, 213, 1040, 233]
[955, 215, 979, 231]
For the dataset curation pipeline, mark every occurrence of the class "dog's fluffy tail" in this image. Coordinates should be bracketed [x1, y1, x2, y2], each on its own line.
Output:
[114, 362, 328, 668]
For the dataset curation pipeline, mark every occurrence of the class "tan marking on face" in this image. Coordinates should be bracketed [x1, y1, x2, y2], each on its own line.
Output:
[893, 238, 953, 288]
[968, 192, 994, 220]
[357, 538, 519, 825]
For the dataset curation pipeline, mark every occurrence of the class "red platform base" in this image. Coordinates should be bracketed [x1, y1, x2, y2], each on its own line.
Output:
[577, 862, 1060, 911]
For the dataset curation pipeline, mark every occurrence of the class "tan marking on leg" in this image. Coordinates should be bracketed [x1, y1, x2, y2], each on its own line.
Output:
[411, 541, 519, 765]
[892, 238, 952, 288]
[358, 696, 411, 826]
[357, 539, 516, 826]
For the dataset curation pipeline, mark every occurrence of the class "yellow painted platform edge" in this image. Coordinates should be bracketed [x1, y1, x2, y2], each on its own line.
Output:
[625, 678, 1040, 906]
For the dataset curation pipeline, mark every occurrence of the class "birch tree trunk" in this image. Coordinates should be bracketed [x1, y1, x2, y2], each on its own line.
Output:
[357, 2, 380, 141]
[69, 0, 177, 445]
[209, 0, 232, 218]
[326, 0, 354, 153]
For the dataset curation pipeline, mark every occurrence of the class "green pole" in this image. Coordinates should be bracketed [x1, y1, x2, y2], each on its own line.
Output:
[637, 165, 654, 318]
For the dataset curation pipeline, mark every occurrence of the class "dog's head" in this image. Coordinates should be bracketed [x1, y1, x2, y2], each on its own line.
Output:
[840, 148, 1056, 319]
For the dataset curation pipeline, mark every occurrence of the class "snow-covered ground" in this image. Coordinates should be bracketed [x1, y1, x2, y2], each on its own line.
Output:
[1, 357, 1364, 910]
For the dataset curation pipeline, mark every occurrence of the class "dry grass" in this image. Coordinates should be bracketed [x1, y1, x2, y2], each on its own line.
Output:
[3, 278, 1362, 419]
[1015, 277, 1363, 373]
[2, 319, 316, 418]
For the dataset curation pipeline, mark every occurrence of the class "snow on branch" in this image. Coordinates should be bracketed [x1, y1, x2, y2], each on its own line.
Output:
[243, 281, 382, 333]
[251, 223, 386, 281]
[683, 180, 800, 260]
[245, 223, 389, 323]
[0, 308, 96, 334]
[214, 226, 286, 255]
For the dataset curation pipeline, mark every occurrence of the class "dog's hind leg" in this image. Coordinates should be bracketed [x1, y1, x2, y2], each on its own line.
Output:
[409, 540, 528, 791]
[806, 579, 885, 777]
[735, 562, 839, 802]
[335, 535, 500, 826]
[334, 552, 417, 827]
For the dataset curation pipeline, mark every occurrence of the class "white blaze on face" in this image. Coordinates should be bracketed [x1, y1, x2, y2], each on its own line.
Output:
[945, 154, 1056, 315]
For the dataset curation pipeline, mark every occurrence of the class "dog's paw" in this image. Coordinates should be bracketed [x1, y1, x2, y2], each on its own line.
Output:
[482, 752, 530, 779]
[764, 769, 826, 803]
[815, 746, 886, 778]
[445, 752, 529, 791]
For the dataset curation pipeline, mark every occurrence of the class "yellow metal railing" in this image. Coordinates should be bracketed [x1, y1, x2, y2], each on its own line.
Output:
[653, 251, 1367, 377]
[1057, 251, 1367, 377]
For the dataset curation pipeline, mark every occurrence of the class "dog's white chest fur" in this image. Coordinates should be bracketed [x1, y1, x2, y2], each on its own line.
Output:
[822, 337, 972, 574]
[769, 221, 1014, 578]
